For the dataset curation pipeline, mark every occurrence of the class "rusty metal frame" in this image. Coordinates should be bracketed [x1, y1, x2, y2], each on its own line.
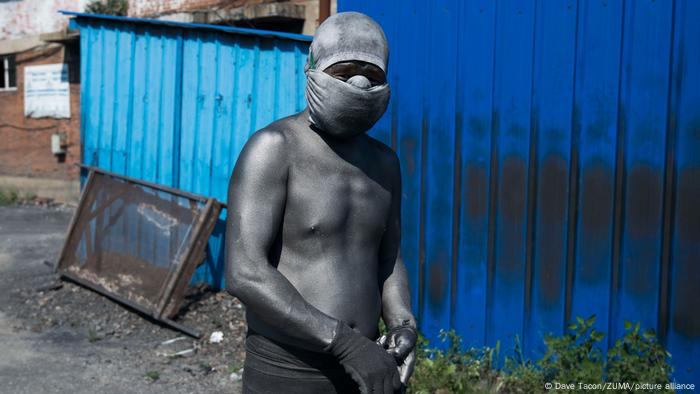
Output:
[77, 164, 211, 203]
[56, 166, 222, 338]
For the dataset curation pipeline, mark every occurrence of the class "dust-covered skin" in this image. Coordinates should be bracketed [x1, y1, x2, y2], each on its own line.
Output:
[225, 12, 416, 394]
[226, 109, 413, 344]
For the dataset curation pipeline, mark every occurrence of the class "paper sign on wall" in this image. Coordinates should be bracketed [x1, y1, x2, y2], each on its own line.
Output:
[24, 64, 70, 119]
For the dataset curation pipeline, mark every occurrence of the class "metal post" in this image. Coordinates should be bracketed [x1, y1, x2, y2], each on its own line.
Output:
[319, 0, 330, 24]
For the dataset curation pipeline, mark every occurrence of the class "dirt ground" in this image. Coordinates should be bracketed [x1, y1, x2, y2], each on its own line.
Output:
[0, 203, 247, 394]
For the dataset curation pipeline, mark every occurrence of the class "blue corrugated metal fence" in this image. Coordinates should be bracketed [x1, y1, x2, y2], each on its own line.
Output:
[340, 0, 699, 384]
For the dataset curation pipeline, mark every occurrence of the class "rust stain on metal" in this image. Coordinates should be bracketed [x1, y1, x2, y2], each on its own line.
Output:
[536, 154, 568, 304]
[578, 163, 614, 284]
[497, 155, 527, 279]
[400, 135, 418, 176]
[626, 164, 663, 239]
[672, 166, 700, 338]
[428, 257, 447, 307]
[464, 165, 488, 219]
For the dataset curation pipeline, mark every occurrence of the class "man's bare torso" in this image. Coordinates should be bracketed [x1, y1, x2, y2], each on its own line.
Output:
[246, 110, 397, 343]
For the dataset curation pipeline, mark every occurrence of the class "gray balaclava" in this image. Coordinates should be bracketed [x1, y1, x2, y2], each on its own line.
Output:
[305, 12, 390, 138]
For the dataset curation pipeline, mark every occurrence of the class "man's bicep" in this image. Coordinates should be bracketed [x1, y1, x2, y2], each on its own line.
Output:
[379, 157, 415, 328]
[226, 129, 288, 259]
[378, 152, 402, 275]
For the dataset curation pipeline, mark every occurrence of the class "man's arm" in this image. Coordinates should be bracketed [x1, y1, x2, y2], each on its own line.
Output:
[224, 128, 337, 351]
[378, 151, 418, 386]
[378, 152, 416, 330]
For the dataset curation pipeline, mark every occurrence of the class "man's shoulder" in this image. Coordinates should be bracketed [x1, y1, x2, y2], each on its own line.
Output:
[232, 120, 293, 182]
[247, 127, 286, 149]
[363, 135, 400, 172]
[245, 115, 299, 152]
[247, 112, 307, 148]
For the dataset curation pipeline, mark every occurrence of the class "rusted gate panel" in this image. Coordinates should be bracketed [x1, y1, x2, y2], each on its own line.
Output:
[56, 167, 221, 336]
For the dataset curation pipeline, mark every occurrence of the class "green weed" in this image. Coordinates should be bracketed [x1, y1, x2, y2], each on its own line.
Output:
[0, 188, 36, 205]
[144, 370, 160, 381]
[407, 316, 673, 394]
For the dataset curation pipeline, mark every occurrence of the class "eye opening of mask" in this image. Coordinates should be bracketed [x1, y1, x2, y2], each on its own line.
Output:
[322, 60, 387, 87]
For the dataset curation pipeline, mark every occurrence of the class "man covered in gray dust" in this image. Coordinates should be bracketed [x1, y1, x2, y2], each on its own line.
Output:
[225, 12, 417, 394]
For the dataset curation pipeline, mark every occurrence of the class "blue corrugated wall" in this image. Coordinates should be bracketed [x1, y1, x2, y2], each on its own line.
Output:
[339, 0, 699, 384]
[71, 14, 309, 289]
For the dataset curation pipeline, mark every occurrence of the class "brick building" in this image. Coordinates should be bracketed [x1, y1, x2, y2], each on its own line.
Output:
[128, 0, 336, 35]
[0, 0, 87, 202]
[0, 0, 334, 202]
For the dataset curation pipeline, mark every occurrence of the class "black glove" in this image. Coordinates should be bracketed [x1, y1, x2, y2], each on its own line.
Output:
[326, 321, 401, 394]
[377, 323, 417, 386]
[382, 325, 417, 363]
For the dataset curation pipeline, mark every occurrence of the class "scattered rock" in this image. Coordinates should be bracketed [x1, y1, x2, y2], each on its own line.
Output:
[209, 331, 224, 344]
[229, 368, 243, 382]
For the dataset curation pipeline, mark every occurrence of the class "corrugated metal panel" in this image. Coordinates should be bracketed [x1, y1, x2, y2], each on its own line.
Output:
[73, 15, 308, 287]
[61, 10, 312, 42]
[341, 0, 699, 384]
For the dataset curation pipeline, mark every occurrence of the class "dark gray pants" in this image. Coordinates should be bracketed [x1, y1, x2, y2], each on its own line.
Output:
[242, 331, 360, 394]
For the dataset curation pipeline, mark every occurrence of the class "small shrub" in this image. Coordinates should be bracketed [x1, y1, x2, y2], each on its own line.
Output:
[409, 330, 498, 394]
[0, 188, 37, 205]
[144, 370, 160, 381]
[538, 315, 605, 391]
[87, 327, 102, 343]
[501, 336, 543, 393]
[606, 320, 673, 391]
[85, 0, 128, 16]
[228, 361, 244, 374]
[0, 189, 20, 205]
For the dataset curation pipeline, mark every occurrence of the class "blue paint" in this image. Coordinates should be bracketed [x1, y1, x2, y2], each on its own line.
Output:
[418, 0, 459, 346]
[454, 0, 496, 349]
[392, 0, 426, 318]
[666, 0, 700, 385]
[526, 0, 577, 359]
[569, 0, 624, 347]
[488, 0, 536, 353]
[614, 0, 674, 344]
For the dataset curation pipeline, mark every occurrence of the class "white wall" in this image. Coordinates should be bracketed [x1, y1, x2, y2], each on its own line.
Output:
[0, 0, 91, 40]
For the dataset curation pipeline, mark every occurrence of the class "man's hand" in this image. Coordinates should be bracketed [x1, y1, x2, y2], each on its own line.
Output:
[327, 321, 402, 394]
[377, 325, 417, 387]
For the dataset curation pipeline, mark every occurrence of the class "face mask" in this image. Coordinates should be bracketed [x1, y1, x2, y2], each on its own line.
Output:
[305, 69, 390, 139]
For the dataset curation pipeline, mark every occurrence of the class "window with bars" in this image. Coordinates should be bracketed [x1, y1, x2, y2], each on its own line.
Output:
[0, 55, 17, 91]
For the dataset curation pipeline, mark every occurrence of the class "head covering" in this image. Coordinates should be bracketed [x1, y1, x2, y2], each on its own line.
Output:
[306, 12, 389, 73]
[304, 12, 391, 139]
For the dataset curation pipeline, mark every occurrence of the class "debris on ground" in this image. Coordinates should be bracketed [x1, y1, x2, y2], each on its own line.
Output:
[210, 331, 224, 344]
[229, 368, 244, 382]
[4, 272, 248, 391]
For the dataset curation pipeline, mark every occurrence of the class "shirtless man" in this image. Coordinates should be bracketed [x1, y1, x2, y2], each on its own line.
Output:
[225, 12, 417, 394]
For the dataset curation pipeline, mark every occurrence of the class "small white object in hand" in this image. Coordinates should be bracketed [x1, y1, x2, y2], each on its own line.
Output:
[209, 331, 224, 343]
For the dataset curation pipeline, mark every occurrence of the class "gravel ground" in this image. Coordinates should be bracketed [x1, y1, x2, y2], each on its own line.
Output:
[0, 203, 246, 394]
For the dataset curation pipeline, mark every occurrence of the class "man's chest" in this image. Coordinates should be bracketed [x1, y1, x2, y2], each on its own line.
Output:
[285, 156, 392, 240]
